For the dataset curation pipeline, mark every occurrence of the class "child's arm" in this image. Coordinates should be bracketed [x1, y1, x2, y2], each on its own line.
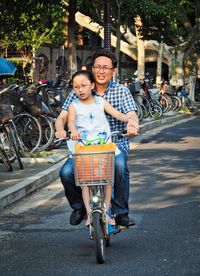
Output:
[68, 104, 81, 140]
[104, 100, 128, 122]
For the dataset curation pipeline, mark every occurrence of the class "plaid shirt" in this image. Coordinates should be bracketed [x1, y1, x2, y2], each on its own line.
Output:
[62, 81, 137, 153]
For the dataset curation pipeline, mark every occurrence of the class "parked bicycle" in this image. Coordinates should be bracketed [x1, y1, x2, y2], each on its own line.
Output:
[0, 85, 24, 170]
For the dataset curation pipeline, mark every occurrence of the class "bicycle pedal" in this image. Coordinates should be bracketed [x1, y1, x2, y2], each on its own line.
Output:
[112, 225, 129, 235]
[118, 225, 129, 230]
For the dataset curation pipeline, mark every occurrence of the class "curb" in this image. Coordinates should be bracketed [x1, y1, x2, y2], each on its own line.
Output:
[21, 149, 70, 164]
[139, 113, 191, 133]
[0, 111, 199, 208]
[0, 159, 65, 208]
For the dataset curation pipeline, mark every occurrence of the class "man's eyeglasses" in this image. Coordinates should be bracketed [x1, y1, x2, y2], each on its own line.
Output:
[93, 65, 114, 72]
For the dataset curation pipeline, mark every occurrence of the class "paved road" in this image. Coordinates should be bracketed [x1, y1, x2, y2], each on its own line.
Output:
[0, 116, 200, 275]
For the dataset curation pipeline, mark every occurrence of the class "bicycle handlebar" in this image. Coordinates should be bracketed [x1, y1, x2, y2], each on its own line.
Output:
[0, 84, 19, 95]
[53, 131, 127, 145]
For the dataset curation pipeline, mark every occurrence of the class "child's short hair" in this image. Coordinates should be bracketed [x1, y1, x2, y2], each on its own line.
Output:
[71, 70, 94, 85]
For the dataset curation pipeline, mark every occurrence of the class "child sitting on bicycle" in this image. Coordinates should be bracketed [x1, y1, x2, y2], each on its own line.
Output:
[68, 70, 130, 226]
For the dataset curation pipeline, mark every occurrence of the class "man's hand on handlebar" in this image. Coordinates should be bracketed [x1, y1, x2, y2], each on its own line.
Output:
[126, 121, 139, 137]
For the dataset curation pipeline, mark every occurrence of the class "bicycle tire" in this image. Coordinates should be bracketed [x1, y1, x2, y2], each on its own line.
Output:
[0, 146, 13, 171]
[159, 95, 169, 113]
[173, 96, 181, 111]
[93, 211, 105, 264]
[140, 103, 148, 119]
[13, 113, 42, 152]
[165, 94, 173, 111]
[4, 124, 24, 170]
[9, 120, 26, 157]
[134, 98, 143, 121]
[170, 96, 177, 111]
[185, 96, 191, 108]
[142, 96, 151, 117]
[37, 115, 55, 151]
[150, 104, 163, 118]
[0, 128, 16, 162]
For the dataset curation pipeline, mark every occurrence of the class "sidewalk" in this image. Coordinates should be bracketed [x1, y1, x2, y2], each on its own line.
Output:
[0, 111, 198, 208]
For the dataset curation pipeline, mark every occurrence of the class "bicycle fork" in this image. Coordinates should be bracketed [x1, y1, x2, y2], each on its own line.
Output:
[89, 185, 108, 240]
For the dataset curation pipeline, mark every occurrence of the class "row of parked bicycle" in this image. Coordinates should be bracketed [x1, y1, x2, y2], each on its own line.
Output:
[0, 78, 71, 171]
[125, 79, 191, 121]
[0, 77, 191, 172]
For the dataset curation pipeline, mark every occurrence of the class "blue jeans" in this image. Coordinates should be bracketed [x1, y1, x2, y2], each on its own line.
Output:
[59, 149, 130, 215]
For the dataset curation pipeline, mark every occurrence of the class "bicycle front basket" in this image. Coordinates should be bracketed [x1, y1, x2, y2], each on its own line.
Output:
[73, 143, 116, 186]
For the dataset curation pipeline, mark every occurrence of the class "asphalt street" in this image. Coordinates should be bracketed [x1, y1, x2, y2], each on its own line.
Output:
[0, 116, 199, 275]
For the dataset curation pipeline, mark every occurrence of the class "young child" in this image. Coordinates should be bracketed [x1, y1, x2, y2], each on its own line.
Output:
[68, 70, 129, 226]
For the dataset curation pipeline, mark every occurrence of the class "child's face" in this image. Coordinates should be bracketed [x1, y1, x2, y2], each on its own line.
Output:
[73, 74, 94, 100]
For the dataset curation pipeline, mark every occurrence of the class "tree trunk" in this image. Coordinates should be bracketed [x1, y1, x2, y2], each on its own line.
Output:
[169, 50, 176, 86]
[175, 50, 185, 88]
[115, 25, 122, 77]
[156, 41, 164, 85]
[32, 47, 36, 83]
[135, 16, 145, 80]
[66, 0, 77, 79]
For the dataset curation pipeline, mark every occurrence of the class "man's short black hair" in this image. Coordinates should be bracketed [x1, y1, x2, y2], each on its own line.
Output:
[92, 49, 117, 68]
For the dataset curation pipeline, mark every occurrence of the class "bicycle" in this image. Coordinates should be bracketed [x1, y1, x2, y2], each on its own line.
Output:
[177, 89, 191, 109]
[55, 131, 128, 264]
[0, 85, 24, 169]
[147, 89, 163, 118]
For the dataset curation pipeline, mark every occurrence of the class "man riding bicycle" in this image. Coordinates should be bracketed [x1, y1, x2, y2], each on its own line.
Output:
[55, 49, 139, 227]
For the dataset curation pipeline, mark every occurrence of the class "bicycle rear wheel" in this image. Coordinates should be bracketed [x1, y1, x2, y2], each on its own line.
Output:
[13, 113, 42, 152]
[134, 98, 143, 121]
[0, 146, 13, 171]
[0, 128, 16, 162]
[172, 96, 181, 111]
[93, 211, 105, 264]
[9, 120, 26, 157]
[37, 115, 55, 151]
[150, 104, 163, 118]
[159, 95, 169, 113]
[142, 96, 151, 117]
[4, 124, 24, 170]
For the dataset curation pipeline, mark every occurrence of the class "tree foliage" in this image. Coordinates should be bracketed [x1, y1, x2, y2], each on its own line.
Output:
[0, 0, 66, 54]
[0, 0, 199, 81]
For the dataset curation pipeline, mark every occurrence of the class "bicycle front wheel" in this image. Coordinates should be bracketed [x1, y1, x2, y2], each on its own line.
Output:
[93, 212, 105, 264]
